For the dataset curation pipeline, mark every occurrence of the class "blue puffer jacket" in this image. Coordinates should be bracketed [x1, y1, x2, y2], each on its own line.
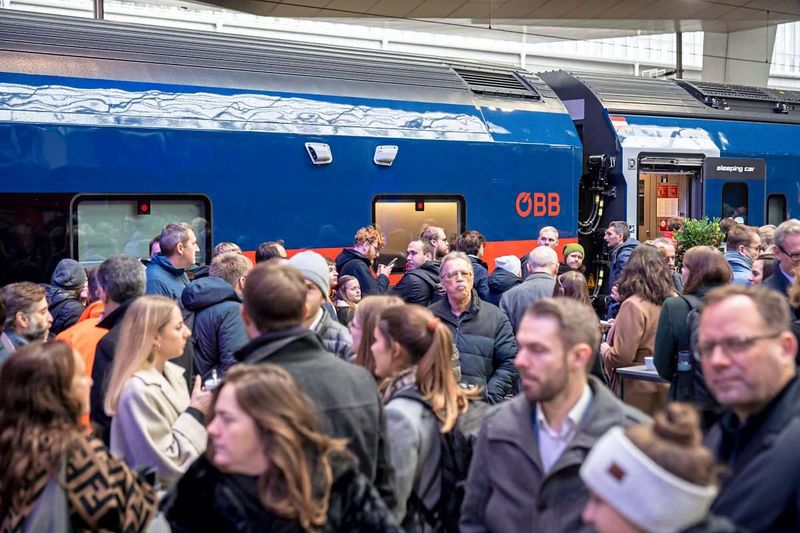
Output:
[724, 251, 752, 285]
[181, 277, 249, 379]
[46, 285, 85, 336]
[146, 254, 190, 301]
[429, 291, 518, 403]
[469, 256, 491, 302]
[486, 268, 523, 306]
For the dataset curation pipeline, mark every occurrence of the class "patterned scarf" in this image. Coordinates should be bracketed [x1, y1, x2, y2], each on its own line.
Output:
[378, 364, 419, 404]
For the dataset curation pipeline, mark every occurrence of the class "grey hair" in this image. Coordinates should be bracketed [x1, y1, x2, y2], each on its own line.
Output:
[439, 251, 473, 279]
[159, 223, 194, 256]
[97, 255, 146, 304]
[774, 219, 800, 249]
[609, 221, 630, 241]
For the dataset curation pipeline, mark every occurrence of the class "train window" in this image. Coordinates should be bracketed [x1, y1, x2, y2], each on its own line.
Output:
[0, 193, 74, 285]
[721, 183, 748, 224]
[372, 195, 465, 272]
[767, 194, 787, 226]
[72, 195, 211, 267]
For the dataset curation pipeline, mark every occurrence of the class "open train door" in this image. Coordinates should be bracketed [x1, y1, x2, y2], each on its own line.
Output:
[702, 158, 766, 226]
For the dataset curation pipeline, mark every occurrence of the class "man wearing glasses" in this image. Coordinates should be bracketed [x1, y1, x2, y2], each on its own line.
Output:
[763, 218, 800, 296]
[429, 251, 518, 403]
[724, 224, 762, 285]
[699, 284, 800, 532]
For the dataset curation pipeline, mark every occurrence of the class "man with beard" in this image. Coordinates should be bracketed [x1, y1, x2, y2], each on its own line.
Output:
[0, 282, 53, 363]
[460, 298, 647, 532]
[429, 252, 517, 403]
[391, 239, 443, 306]
[421, 225, 450, 260]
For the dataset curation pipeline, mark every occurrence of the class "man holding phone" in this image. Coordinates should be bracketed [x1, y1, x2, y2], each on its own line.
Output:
[335, 225, 393, 296]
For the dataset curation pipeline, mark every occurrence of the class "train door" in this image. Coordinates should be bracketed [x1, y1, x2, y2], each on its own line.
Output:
[638, 173, 695, 241]
[702, 158, 766, 225]
[637, 155, 704, 241]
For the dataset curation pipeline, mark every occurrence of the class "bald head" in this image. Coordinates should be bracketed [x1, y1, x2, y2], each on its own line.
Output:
[527, 246, 559, 277]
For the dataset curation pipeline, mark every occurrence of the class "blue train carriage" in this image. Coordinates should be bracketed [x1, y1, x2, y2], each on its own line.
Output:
[0, 11, 581, 284]
[539, 70, 800, 296]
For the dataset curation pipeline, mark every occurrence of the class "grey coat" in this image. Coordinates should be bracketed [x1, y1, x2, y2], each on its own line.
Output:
[384, 386, 441, 532]
[499, 272, 556, 333]
[312, 309, 355, 361]
[460, 376, 649, 533]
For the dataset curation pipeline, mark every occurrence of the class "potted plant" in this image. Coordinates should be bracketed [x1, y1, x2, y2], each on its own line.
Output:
[673, 217, 725, 268]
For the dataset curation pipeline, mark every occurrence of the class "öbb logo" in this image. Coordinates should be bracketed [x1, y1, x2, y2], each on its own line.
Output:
[516, 192, 561, 217]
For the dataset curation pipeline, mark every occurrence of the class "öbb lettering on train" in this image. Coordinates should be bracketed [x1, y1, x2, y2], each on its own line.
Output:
[515, 192, 561, 217]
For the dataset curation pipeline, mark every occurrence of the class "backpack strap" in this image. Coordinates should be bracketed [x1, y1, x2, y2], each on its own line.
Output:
[678, 294, 702, 310]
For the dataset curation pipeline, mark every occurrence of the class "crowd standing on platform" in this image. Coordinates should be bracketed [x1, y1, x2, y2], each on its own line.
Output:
[3, 216, 800, 532]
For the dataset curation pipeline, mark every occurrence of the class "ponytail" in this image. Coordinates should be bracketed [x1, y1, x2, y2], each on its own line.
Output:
[378, 305, 472, 433]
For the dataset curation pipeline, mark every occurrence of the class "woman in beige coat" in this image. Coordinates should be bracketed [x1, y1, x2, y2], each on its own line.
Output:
[105, 295, 211, 489]
[600, 244, 674, 415]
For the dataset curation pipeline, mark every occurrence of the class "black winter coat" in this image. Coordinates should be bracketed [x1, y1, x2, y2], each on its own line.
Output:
[162, 454, 400, 533]
[391, 261, 442, 307]
[235, 328, 396, 509]
[181, 276, 249, 379]
[335, 248, 389, 296]
[468, 256, 491, 301]
[486, 268, 522, 306]
[428, 291, 518, 403]
[46, 285, 85, 336]
[706, 377, 800, 532]
[90, 299, 195, 445]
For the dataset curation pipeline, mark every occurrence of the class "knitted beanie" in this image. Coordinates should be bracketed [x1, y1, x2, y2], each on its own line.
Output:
[494, 255, 522, 278]
[288, 251, 330, 296]
[562, 243, 585, 260]
[580, 427, 717, 533]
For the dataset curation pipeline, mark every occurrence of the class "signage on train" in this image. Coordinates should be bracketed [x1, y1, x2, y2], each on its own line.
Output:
[703, 157, 766, 180]
[516, 192, 561, 217]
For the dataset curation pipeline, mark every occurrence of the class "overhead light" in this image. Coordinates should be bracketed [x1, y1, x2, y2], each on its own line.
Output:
[305, 142, 332, 165]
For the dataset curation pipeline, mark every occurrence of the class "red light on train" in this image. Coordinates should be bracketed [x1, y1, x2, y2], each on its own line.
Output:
[415, 201, 425, 211]
[137, 200, 151, 215]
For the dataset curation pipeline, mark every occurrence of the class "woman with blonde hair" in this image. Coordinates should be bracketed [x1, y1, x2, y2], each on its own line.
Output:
[335, 275, 362, 326]
[372, 304, 482, 531]
[105, 295, 211, 489]
[0, 341, 156, 530]
[581, 403, 729, 533]
[350, 294, 404, 376]
[162, 363, 400, 532]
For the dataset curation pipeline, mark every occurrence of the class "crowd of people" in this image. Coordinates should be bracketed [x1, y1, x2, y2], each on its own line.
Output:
[1, 216, 800, 532]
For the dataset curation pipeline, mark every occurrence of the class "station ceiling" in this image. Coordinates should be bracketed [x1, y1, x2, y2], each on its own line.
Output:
[195, 0, 800, 40]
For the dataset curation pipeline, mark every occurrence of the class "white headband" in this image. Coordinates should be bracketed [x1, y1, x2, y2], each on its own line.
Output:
[580, 427, 718, 533]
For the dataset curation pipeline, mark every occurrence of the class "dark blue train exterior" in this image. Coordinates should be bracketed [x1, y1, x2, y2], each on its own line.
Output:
[0, 12, 581, 283]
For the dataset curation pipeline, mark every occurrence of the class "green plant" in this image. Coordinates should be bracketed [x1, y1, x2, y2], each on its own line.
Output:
[674, 217, 725, 268]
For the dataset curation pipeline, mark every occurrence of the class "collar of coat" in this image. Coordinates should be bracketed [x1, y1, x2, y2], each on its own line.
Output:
[234, 327, 324, 363]
[430, 290, 482, 325]
[485, 375, 648, 475]
[133, 361, 187, 390]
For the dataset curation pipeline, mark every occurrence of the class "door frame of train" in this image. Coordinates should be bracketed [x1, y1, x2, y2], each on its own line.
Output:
[702, 157, 767, 226]
[617, 123, 720, 241]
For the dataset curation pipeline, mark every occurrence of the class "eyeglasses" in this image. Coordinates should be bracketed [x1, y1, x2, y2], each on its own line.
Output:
[694, 331, 782, 361]
[743, 244, 764, 253]
[443, 270, 473, 280]
[776, 243, 800, 262]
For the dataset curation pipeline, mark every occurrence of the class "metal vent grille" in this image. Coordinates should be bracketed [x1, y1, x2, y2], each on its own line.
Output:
[454, 68, 540, 100]
[682, 81, 773, 101]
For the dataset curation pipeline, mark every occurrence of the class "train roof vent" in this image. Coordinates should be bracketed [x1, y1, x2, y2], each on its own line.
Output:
[676, 79, 800, 115]
[453, 68, 541, 100]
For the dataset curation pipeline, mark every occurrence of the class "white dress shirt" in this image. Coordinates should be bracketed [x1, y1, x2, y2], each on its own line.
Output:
[535, 383, 593, 473]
